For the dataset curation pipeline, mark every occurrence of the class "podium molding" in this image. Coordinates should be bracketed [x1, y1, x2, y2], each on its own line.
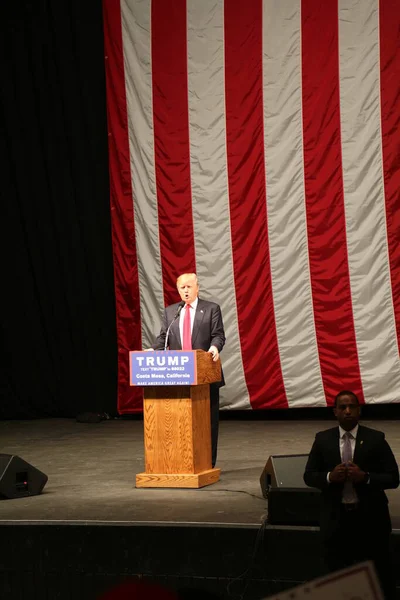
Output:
[136, 468, 220, 489]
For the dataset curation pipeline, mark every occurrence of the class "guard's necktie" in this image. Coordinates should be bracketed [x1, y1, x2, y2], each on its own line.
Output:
[342, 431, 358, 503]
[182, 304, 192, 350]
[342, 431, 352, 463]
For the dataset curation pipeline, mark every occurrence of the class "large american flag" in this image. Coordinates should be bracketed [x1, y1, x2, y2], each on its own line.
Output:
[103, 0, 400, 413]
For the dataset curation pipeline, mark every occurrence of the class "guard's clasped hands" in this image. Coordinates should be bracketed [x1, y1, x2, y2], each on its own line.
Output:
[329, 462, 365, 484]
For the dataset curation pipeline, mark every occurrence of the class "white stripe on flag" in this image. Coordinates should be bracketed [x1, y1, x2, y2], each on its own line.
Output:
[339, 0, 400, 402]
[187, 0, 250, 409]
[263, 0, 325, 407]
[121, 0, 165, 347]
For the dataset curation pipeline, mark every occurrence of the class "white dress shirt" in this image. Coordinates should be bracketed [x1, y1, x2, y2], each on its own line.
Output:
[327, 424, 361, 504]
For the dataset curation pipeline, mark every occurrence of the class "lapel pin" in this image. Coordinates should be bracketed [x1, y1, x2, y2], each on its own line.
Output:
[360, 440, 363, 445]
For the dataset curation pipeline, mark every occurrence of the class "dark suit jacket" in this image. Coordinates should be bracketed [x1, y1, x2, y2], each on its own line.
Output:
[304, 425, 399, 541]
[153, 298, 226, 385]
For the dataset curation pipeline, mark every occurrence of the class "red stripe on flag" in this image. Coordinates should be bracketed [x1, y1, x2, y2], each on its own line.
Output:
[301, 0, 364, 405]
[103, 0, 143, 413]
[151, 0, 196, 305]
[380, 0, 400, 350]
[224, 0, 287, 409]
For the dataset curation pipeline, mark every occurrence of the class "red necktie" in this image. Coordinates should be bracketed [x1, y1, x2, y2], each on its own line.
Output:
[182, 304, 192, 350]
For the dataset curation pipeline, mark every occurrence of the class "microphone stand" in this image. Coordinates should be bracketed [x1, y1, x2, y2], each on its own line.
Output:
[164, 302, 184, 351]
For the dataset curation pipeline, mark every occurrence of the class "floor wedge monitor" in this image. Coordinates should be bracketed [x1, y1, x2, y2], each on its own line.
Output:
[0, 454, 48, 499]
[260, 453, 320, 525]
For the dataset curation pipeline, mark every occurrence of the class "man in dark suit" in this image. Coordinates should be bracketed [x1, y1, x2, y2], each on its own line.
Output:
[304, 390, 399, 598]
[150, 273, 226, 468]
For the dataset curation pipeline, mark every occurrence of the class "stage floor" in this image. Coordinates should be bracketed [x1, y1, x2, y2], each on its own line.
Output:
[0, 417, 399, 528]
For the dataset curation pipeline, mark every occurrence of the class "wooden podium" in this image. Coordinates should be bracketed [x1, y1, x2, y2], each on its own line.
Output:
[135, 350, 221, 489]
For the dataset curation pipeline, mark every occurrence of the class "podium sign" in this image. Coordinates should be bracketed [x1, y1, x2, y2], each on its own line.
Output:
[129, 351, 196, 386]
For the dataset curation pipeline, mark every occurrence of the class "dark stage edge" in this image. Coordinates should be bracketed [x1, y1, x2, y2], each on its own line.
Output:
[1, 419, 400, 600]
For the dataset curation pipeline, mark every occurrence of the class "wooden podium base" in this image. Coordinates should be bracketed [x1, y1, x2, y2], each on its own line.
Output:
[135, 468, 220, 489]
[134, 353, 223, 491]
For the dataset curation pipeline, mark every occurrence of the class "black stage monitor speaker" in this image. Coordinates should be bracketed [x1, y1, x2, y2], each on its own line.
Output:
[0, 454, 48, 499]
[260, 454, 320, 526]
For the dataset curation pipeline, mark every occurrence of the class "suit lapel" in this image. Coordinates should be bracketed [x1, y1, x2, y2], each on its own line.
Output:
[192, 299, 205, 347]
[330, 428, 341, 466]
[171, 317, 182, 350]
[353, 425, 365, 464]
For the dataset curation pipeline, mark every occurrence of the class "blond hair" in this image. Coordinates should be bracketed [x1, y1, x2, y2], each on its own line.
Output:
[176, 273, 198, 287]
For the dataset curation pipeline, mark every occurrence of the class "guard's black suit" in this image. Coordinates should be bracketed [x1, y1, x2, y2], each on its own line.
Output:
[304, 425, 399, 597]
[154, 298, 226, 467]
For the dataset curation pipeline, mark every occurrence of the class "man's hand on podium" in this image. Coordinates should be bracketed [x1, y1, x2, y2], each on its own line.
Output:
[143, 347, 220, 361]
[208, 346, 219, 362]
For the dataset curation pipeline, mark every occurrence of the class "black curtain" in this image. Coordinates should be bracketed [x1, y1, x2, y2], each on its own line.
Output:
[1, 0, 117, 418]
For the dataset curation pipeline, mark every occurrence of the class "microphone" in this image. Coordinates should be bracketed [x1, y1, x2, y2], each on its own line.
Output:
[174, 300, 185, 319]
[164, 301, 185, 351]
